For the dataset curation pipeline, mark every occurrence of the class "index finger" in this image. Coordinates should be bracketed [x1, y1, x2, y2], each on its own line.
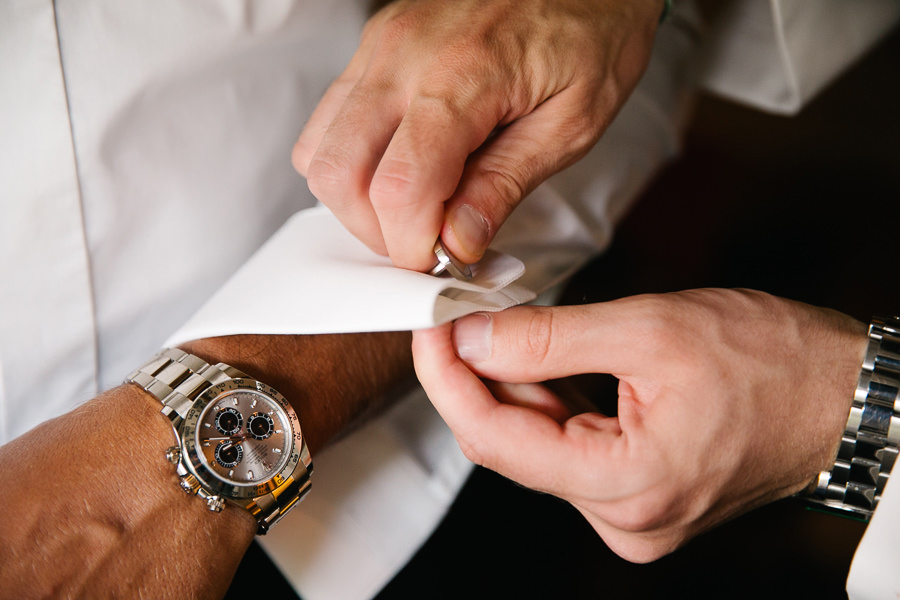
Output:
[304, 81, 404, 258]
[412, 325, 630, 497]
[368, 96, 493, 271]
[294, 10, 390, 177]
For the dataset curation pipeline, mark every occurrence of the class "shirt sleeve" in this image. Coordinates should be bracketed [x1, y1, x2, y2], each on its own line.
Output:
[846, 475, 900, 597]
[696, 0, 900, 114]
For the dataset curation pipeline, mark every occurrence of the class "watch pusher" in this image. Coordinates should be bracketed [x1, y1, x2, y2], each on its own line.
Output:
[171, 457, 226, 512]
[165, 445, 181, 464]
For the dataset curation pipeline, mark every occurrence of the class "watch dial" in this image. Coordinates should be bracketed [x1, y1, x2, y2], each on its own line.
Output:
[195, 390, 292, 486]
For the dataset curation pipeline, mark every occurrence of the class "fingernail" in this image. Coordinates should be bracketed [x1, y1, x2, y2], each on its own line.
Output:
[449, 204, 490, 258]
[453, 313, 492, 362]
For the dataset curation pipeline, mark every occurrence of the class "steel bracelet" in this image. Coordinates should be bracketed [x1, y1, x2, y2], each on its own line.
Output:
[803, 316, 900, 520]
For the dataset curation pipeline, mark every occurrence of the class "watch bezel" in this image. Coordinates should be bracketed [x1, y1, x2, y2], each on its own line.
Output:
[179, 378, 304, 501]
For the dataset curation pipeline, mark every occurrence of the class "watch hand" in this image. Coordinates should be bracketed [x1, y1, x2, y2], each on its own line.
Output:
[203, 435, 247, 448]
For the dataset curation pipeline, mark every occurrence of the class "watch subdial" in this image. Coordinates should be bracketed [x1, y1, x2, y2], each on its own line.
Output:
[215, 440, 243, 468]
[215, 407, 243, 436]
[247, 412, 275, 440]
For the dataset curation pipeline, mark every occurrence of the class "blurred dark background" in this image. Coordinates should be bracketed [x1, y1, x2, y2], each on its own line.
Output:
[232, 24, 900, 600]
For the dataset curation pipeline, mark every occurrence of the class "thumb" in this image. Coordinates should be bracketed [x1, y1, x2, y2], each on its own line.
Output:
[452, 304, 637, 382]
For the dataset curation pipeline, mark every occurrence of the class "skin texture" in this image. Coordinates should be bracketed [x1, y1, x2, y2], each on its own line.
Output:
[412, 289, 868, 562]
[294, 0, 664, 272]
[1, 2, 664, 595]
[0, 332, 412, 599]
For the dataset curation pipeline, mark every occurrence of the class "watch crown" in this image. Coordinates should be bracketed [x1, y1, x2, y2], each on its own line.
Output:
[179, 474, 200, 495]
[206, 495, 226, 512]
[165, 446, 181, 464]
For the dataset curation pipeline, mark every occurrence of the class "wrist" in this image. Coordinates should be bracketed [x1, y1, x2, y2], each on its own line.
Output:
[177, 332, 414, 455]
[803, 316, 900, 519]
[113, 384, 259, 535]
[100, 331, 411, 547]
[120, 332, 410, 540]
[0, 384, 255, 597]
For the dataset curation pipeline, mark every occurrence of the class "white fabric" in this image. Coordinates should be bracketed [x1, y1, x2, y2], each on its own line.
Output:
[165, 207, 535, 344]
[261, 387, 474, 599]
[0, 1, 894, 599]
[0, 0, 97, 438]
[696, 0, 900, 114]
[847, 478, 900, 598]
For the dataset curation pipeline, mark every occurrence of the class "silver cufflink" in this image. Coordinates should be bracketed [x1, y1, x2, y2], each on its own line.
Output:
[429, 239, 472, 281]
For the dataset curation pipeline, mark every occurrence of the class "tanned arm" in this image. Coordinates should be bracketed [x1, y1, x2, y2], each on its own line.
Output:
[0, 331, 412, 599]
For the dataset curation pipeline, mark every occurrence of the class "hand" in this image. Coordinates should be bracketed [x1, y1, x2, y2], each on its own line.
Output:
[0, 332, 412, 598]
[293, 0, 663, 271]
[412, 289, 868, 562]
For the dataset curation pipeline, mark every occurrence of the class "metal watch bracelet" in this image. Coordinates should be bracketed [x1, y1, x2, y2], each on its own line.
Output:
[804, 316, 900, 520]
[125, 348, 312, 534]
[126, 348, 246, 425]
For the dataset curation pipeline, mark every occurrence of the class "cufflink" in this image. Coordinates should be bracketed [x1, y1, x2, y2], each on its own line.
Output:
[429, 239, 472, 281]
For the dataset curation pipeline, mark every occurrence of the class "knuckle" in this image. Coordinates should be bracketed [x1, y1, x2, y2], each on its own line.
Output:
[605, 494, 673, 534]
[456, 436, 487, 468]
[374, 10, 427, 55]
[452, 422, 505, 474]
[559, 96, 606, 150]
[628, 295, 683, 354]
[480, 165, 527, 209]
[291, 141, 312, 176]
[568, 115, 604, 155]
[412, 93, 466, 128]
[369, 160, 419, 207]
[306, 154, 353, 203]
[519, 307, 557, 366]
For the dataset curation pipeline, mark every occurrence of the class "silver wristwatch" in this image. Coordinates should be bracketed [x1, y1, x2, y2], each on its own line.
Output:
[804, 316, 900, 520]
[125, 348, 312, 534]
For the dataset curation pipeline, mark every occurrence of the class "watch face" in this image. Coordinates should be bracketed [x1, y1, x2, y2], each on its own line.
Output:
[185, 382, 300, 495]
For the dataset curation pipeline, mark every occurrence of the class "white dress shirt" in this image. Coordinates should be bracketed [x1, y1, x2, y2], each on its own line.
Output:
[1, 1, 896, 598]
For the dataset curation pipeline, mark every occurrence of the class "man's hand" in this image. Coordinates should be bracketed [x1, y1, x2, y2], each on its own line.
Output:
[0, 332, 412, 599]
[294, 0, 662, 272]
[412, 289, 867, 562]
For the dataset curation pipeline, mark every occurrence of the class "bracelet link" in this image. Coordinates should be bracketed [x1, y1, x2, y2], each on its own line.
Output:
[804, 316, 900, 520]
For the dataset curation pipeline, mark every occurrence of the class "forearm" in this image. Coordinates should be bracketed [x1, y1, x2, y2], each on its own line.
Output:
[0, 384, 255, 599]
[179, 332, 414, 454]
[0, 331, 413, 599]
